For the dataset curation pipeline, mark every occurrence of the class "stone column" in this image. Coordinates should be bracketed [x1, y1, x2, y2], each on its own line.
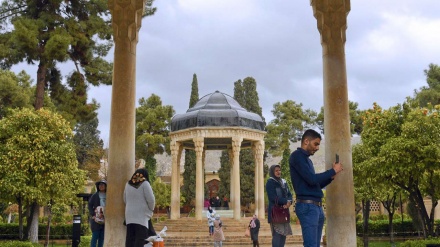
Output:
[253, 140, 265, 219]
[311, 1, 356, 246]
[232, 137, 242, 220]
[202, 149, 206, 201]
[194, 137, 204, 220]
[106, 0, 145, 246]
[170, 140, 182, 219]
[228, 148, 234, 209]
[252, 143, 259, 216]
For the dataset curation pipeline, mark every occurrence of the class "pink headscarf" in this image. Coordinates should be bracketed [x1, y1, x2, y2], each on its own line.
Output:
[250, 214, 257, 228]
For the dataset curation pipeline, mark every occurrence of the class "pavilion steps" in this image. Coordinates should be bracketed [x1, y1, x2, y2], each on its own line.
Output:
[152, 216, 305, 246]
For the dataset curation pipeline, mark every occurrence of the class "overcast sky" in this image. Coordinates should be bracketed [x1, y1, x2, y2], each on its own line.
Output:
[11, 0, 440, 146]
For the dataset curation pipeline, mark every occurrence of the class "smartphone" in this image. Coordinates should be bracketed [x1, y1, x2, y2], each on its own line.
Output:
[335, 154, 339, 163]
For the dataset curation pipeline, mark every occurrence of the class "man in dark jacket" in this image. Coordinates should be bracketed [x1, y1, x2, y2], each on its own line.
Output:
[289, 129, 343, 247]
[88, 180, 107, 247]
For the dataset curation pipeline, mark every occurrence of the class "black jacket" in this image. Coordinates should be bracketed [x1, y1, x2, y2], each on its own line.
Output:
[88, 180, 107, 232]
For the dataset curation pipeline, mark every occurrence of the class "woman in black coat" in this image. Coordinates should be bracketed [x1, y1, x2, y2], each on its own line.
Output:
[249, 214, 260, 247]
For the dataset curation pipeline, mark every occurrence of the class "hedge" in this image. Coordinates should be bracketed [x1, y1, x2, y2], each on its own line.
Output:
[79, 236, 91, 247]
[0, 223, 89, 240]
[356, 220, 419, 236]
[0, 241, 36, 247]
[399, 238, 440, 247]
[356, 219, 440, 237]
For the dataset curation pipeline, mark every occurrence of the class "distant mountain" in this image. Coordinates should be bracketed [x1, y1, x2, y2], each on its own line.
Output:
[155, 136, 361, 176]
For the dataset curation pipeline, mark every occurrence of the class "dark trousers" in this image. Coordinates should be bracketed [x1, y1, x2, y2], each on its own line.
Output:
[126, 223, 148, 247]
[253, 240, 260, 247]
[271, 225, 286, 247]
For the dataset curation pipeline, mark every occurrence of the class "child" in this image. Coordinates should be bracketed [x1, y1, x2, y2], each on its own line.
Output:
[208, 212, 215, 236]
[212, 214, 225, 247]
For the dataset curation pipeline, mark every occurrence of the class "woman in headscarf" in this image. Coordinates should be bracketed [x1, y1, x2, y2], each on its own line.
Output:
[124, 168, 156, 247]
[212, 214, 225, 247]
[266, 164, 293, 247]
[248, 214, 260, 247]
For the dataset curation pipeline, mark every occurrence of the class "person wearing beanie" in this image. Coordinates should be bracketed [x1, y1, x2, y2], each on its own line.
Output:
[88, 180, 107, 247]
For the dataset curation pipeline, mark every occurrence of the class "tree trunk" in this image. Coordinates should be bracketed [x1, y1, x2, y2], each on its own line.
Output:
[381, 195, 397, 246]
[388, 212, 395, 246]
[18, 197, 23, 240]
[410, 188, 431, 237]
[45, 204, 53, 247]
[429, 198, 438, 237]
[28, 202, 40, 243]
[35, 61, 47, 110]
[362, 200, 370, 247]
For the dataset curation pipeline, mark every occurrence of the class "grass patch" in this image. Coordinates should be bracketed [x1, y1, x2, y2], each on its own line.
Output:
[368, 241, 401, 247]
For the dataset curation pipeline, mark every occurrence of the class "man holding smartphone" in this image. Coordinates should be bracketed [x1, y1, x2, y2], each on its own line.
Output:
[289, 129, 343, 247]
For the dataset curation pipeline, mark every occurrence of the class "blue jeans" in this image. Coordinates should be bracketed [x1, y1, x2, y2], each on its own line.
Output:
[271, 224, 286, 247]
[295, 203, 325, 247]
[91, 228, 104, 247]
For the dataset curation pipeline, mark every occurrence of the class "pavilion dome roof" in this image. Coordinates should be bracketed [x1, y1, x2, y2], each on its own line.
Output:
[171, 90, 266, 132]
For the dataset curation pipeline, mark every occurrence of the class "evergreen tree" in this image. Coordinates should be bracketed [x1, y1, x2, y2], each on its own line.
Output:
[315, 101, 363, 135]
[217, 151, 230, 199]
[73, 116, 104, 181]
[189, 73, 199, 108]
[49, 70, 99, 128]
[280, 148, 292, 190]
[265, 100, 316, 156]
[0, 69, 33, 119]
[182, 74, 199, 206]
[414, 63, 440, 107]
[135, 94, 174, 183]
[233, 76, 264, 206]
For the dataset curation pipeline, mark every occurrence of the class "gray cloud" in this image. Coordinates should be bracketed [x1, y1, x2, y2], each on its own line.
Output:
[11, 0, 440, 146]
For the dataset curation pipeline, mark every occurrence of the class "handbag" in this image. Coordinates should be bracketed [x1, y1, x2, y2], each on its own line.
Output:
[271, 197, 290, 224]
[244, 227, 250, 237]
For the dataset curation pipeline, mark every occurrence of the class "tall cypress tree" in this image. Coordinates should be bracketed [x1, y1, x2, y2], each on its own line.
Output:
[73, 116, 104, 181]
[280, 148, 292, 190]
[181, 74, 199, 207]
[217, 151, 230, 199]
[235, 77, 264, 207]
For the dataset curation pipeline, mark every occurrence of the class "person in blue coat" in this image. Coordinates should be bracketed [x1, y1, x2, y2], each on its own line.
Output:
[289, 129, 343, 247]
[266, 164, 293, 247]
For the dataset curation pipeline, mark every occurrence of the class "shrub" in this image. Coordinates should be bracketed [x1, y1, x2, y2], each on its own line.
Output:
[356, 220, 418, 237]
[0, 223, 89, 239]
[0, 241, 34, 247]
[79, 235, 91, 247]
[399, 238, 440, 247]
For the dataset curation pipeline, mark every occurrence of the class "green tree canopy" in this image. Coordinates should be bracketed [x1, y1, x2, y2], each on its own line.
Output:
[0, 108, 86, 239]
[151, 177, 171, 212]
[414, 63, 440, 107]
[265, 100, 316, 156]
[0, 0, 116, 110]
[316, 101, 364, 135]
[73, 116, 104, 181]
[135, 94, 174, 182]
[355, 101, 440, 238]
[0, 69, 33, 118]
